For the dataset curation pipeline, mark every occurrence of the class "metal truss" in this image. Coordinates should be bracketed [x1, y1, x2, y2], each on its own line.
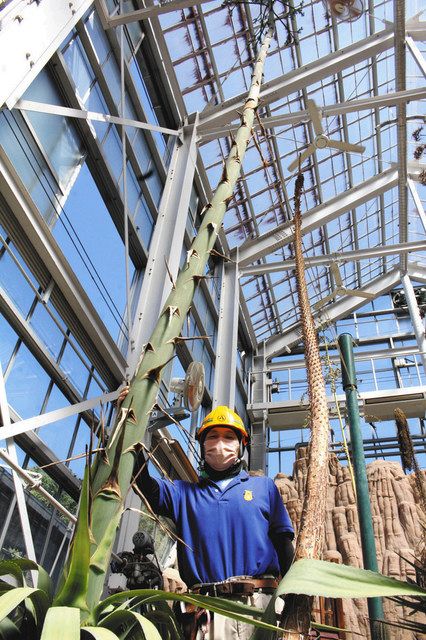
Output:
[198, 88, 426, 143]
[236, 167, 399, 267]
[239, 241, 426, 277]
[264, 268, 403, 359]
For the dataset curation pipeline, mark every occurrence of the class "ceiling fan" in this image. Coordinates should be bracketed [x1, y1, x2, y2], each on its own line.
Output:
[314, 263, 375, 310]
[288, 99, 365, 172]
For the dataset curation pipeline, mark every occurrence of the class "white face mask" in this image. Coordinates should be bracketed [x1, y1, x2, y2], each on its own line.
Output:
[203, 427, 240, 471]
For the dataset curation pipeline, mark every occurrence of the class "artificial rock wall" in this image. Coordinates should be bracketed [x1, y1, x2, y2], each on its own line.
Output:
[274, 448, 426, 639]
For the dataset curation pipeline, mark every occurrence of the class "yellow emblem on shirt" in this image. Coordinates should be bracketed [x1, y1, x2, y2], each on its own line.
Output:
[243, 490, 253, 501]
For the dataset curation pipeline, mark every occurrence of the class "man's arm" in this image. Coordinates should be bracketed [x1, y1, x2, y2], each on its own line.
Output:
[270, 531, 294, 576]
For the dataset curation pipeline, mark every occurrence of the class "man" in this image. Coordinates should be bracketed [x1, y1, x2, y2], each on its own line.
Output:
[132, 405, 294, 639]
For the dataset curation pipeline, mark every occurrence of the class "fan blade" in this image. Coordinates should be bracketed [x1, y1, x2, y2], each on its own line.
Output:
[307, 99, 324, 137]
[288, 145, 315, 172]
[330, 263, 343, 287]
[314, 291, 337, 310]
[339, 288, 375, 299]
[327, 139, 365, 154]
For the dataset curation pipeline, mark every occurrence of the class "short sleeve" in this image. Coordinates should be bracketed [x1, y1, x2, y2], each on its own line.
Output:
[155, 478, 182, 522]
[267, 478, 294, 538]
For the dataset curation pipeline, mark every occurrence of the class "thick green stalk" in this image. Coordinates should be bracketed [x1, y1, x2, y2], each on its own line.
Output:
[83, 12, 276, 615]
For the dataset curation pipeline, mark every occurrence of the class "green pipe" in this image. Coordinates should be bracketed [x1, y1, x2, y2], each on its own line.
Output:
[338, 333, 386, 639]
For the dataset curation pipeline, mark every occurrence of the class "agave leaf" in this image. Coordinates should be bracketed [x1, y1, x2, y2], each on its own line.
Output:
[0, 560, 38, 587]
[99, 609, 162, 639]
[95, 589, 282, 634]
[54, 465, 91, 612]
[35, 565, 54, 604]
[0, 616, 20, 639]
[276, 559, 426, 599]
[82, 627, 120, 639]
[94, 589, 263, 624]
[0, 587, 49, 627]
[142, 606, 183, 640]
[89, 504, 123, 576]
[1, 559, 53, 603]
[40, 606, 80, 639]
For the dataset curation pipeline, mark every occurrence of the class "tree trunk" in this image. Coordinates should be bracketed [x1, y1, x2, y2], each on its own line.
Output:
[281, 173, 331, 638]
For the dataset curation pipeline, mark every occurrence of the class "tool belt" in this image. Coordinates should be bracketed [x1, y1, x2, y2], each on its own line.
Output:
[191, 575, 279, 597]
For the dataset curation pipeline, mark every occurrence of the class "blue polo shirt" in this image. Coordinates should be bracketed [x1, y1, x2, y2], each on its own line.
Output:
[152, 470, 294, 587]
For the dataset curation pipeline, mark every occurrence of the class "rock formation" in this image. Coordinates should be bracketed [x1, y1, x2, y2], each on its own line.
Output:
[275, 449, 426, 639]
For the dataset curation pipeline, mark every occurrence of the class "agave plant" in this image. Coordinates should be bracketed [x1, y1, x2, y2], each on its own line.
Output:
[2, 553, 425, 639]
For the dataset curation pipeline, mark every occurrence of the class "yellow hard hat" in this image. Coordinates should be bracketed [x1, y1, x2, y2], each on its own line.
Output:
[196, 406, 249, 445]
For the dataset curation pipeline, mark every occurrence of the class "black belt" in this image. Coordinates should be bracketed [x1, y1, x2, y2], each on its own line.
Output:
[191, 577, 279, 597]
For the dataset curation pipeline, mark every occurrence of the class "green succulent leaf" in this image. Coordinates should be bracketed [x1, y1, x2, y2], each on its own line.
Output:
[0, 560, 38, 587]
[54, 466, 91, 611]
[95, 589, 281, 634]
[276, 559, 426, 599]
[95, 589, 263, 623]
[0, 587, 49, 627]
[40, 606, 80, 640]
[81, 626, 120, 639]
[0, 616, 20, 639]
[99, 609, 162, 639]
[89, 505, 122, 576]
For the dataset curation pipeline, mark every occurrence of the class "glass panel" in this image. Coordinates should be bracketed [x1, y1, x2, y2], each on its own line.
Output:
[22, 71, 84, 193]
[52, 162, 134, 342]
[5, 344, 50, 419]
[29, 302, 66, 362]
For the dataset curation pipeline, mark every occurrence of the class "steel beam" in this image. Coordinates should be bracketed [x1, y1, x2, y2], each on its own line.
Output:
[199, 88, 426, 142]
[405, 15, 426, 40]
[0, 0, 94, 108]
[0, 151, 126, 383]
[263, 269, 402, 359]
[407, 262, 426, 283]
[15, 100, 179, 137]
[408, 179, 426, 233]
[100, 0, 216, 27]
[213, 258, 239, 407]
[239, 240, 426, 277]
[127, 117, 199, 376]
[406, 37, 426, 77]
[402, 274, 426, 374]
[198, 29, 395, 132]
[1, 389, 120, 441]
[395, 0, 408, 272]
[236, 167, 398, 267]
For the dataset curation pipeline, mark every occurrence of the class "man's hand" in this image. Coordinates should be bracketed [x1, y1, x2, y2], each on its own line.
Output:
[162, 567, 187, 593]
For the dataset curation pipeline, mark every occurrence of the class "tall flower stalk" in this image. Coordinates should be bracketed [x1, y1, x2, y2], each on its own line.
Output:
[58, 5, 277, 619]
[281, 172, 331, 637]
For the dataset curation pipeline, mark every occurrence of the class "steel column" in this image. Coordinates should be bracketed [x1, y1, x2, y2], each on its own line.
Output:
[401, 274, 426, 374]
[127, 116, 199, 376]
[212, 257, 239, 407]
[116, 118, 198, 558]
[249, 345, 268, 472]
[338, 334, 385, 638]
